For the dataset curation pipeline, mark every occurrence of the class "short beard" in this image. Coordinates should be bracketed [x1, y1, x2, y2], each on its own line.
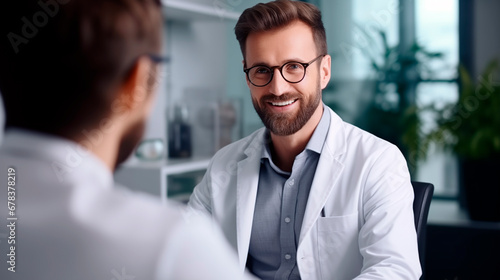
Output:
[252, 81, 322, 136]
[115, 118, 146, 170]
[115, 65, 158, 170]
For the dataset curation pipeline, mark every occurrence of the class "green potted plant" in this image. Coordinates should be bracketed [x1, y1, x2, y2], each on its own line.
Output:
[421, 59, 500, 221]
[354, 27, 444, 175]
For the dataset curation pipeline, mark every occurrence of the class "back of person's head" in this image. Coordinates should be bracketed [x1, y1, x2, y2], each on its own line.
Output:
[0, 0, 162, 136]
[234, 0, 327, 60]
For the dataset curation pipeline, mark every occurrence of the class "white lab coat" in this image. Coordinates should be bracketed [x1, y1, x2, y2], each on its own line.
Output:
[0, 129, 257, 280]
[188, 107, 422, 280]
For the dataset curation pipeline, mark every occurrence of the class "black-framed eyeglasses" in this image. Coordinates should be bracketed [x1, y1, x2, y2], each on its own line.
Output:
[147, 54, 170, 64]
[122, 54, 169, 82]
[243, 54, 325, 87]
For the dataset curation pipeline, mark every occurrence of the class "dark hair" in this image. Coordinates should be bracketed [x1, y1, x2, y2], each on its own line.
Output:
[0, 0, 162, 135]
[234, 0, 327, 59]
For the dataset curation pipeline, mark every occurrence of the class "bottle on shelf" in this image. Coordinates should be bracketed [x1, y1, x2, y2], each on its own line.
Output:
[167, 104, 192, 159]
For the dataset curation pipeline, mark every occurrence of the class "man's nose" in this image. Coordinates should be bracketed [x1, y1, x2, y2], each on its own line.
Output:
[268, 68, 289, 96]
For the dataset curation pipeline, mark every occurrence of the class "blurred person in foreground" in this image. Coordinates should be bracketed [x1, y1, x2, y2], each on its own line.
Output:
[187, 1, 421, 279]
[0, 0, 257, 279]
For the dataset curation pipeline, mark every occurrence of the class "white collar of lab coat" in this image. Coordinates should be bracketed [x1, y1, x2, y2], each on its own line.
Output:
[1, 128, 113, 189]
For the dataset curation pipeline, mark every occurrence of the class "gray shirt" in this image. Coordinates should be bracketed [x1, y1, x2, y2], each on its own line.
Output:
[247, 105, 331, 280]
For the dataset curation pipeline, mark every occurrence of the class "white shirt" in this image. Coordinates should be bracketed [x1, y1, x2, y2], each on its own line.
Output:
[0, 129, 257, 280]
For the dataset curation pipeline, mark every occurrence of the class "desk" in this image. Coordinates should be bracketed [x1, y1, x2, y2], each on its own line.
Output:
[428, 200, 500, 229]
[425, 200, 500, 279]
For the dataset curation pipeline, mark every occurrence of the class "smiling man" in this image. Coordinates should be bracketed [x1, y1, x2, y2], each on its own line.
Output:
[188, 1, 421, 279]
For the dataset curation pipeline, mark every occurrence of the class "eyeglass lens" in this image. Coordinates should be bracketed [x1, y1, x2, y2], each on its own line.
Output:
[248, 62, 305, 86]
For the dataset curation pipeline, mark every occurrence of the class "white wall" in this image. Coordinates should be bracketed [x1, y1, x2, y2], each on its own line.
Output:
[142, 20, 230, 145]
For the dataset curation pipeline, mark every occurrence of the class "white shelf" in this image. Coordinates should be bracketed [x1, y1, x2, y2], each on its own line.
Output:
[114, 157, 211, 204]
[120, 156, 210, 174]
[162, 0, 241, 21]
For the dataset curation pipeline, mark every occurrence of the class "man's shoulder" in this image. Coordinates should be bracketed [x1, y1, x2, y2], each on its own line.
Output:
[98, 185, 186, 226]
[344, 122, 408, 168]
[211, 127, 266, 162]
[343, 121, 393, 147]
[326, 107, 394, 149]
[330, 115, 402, 159]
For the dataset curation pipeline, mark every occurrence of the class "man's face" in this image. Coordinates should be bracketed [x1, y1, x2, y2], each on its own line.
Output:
[245, 20, 330, 136]
[115, 62, 160, 168]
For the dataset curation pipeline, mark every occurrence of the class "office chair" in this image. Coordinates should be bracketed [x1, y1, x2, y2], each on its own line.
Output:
[411, 181, 434, 280]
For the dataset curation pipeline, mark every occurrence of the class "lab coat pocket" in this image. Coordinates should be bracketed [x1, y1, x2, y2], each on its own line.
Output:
[317, 213, 361, 279]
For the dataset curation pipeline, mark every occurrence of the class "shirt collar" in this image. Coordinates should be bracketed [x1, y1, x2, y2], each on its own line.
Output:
[0, 128, 114, 189]
[261, 103, 331, 160]
[305, 103, 330, 154]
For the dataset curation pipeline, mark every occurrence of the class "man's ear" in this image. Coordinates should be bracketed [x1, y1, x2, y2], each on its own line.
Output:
[320, 54, 331, 90]
[118, 56, 151, 112]
[242, 59, 251, 87]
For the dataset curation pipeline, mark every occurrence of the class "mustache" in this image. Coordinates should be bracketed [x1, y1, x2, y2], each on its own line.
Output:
[260, 93, 301, 103]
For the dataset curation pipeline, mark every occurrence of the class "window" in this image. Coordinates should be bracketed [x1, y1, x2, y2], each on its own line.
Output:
[415, 0, 459, 197]
[317, 0, 459, 198]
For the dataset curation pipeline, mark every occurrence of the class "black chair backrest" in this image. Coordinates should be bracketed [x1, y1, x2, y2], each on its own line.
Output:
[411, 181, 434, 279]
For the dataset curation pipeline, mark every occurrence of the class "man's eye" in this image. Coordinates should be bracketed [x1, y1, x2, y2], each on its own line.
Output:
[285, 63, 302, 72]
[255, 67, 271, 74]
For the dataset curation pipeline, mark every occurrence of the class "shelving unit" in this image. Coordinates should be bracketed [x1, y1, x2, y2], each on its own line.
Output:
[114, 0, 242, 203]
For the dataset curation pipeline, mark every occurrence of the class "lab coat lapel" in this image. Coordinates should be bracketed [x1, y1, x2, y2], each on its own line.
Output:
[299, 108, 347, 246]
[235, 132, 264, 269]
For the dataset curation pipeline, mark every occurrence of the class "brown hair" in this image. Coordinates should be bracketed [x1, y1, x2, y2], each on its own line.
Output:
[0, 0, 162, 135]
[235, 0, 327, 59]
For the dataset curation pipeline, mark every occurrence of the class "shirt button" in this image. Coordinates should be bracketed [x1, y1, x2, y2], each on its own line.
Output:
[285, 217, 291, 223]
[289, 179, 295, 186]
[285, 254, 292, 260]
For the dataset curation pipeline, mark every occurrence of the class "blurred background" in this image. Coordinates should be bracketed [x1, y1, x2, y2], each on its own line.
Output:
[0, 0, 499, 279]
